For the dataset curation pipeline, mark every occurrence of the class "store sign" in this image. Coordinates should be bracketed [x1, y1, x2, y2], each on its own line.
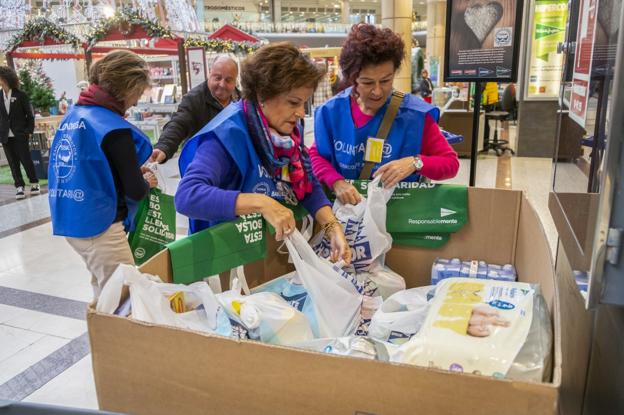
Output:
[444, 0, 524, 82]
[569, 0, 598, 127]
[526, 0, 568, 99]
[186, 47, 207, 90]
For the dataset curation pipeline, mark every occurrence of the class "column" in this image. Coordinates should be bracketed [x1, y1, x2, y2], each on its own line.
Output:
[195, 0, 205, 31]
[272, 0, 281, 24]
[426, 0, 446, 82]
[342, 0, 350, 24]
[381, 0, 412, 92]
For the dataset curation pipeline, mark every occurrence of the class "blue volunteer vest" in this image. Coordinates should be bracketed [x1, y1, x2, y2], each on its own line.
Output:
[179, 101, 288, 234]
[48, 105, 152, 238]
[314, 87, 439, 181]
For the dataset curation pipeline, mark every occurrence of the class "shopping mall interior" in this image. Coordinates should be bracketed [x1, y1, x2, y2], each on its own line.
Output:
[0, 0, 622, 414]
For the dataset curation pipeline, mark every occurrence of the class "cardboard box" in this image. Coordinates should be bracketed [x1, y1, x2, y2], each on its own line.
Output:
[87, 188, 587, 415]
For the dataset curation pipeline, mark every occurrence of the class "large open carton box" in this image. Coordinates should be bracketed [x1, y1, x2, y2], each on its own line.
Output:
[87, 188, 588, 415]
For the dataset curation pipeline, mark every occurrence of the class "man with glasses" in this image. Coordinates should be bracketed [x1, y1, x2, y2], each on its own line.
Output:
[150, 55, 239, 163]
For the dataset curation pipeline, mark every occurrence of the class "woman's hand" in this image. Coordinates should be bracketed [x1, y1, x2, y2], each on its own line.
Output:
[326, 222, 351, 265]
[373, 157, 417, 188]
[259, 196, 296, 241]
[332, 179, 362, 205]
[141, 166, 158, 188]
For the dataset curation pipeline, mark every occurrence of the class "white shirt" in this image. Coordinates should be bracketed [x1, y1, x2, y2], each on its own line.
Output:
[3, 89, 13, 137]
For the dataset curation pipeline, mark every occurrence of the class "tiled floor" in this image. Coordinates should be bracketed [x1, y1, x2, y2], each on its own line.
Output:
[0, 139, 568, 411]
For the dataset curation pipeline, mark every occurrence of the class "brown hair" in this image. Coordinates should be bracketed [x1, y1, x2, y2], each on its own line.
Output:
[0, 66, 20, 90]
[340, 23, 405, 87]
[89, 50, 150, 103]
[240, 42, 325, 101]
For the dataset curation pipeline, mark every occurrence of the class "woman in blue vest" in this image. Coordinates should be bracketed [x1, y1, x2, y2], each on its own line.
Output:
[176, 43, 351, 264]
[310, 24, 459, 205]
[48, 51, 156, 300]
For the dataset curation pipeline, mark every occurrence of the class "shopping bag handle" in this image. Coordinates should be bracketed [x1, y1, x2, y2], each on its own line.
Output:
[229, 265, 251, 295]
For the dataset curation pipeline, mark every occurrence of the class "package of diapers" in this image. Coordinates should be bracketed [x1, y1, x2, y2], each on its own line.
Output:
[397, 277, 535, 378]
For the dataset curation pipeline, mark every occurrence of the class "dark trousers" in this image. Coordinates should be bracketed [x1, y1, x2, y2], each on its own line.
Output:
[2, 135, 38, 188]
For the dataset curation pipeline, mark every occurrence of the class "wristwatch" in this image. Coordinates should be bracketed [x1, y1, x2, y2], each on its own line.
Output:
[412, 156, 424, 171]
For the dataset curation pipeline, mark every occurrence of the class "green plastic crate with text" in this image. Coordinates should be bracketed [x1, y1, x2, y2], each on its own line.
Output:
[167, 214, 266, 284]
[349, 181, 468, 234]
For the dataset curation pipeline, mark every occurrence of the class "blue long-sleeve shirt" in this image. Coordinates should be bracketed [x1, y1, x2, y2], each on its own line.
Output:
[175, 137, 330, 231]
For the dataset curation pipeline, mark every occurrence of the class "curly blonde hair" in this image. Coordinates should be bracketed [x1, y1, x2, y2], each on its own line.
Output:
[89, 50, 151, 103]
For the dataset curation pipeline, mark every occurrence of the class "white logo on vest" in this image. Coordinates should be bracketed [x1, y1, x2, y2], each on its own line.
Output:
[53, 135, 78, 183]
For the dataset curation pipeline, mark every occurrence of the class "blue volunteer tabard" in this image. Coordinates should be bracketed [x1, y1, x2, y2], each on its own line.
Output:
[314, 87, 439, 181]
[48, 105, 152, 238]
[179, 101, 289, 234]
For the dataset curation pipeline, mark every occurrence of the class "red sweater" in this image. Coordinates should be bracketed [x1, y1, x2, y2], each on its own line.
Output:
[310, 97, 459, 187]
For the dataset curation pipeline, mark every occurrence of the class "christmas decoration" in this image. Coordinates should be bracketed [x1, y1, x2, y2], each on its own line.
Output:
[86, 8, 174, 50]
[17, 61, 58, 114]
[4, 17, 83, 52]
[0, 0, 29, 30]
[184, 38, 260, 55]
[162, 0, 201, 32]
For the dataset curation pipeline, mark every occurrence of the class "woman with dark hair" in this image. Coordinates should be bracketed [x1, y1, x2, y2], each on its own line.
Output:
[310, 24, 459, 205]
[0, 66, 39, 199]
[48, 50, 157, 300]
[176, 42, 351, 264]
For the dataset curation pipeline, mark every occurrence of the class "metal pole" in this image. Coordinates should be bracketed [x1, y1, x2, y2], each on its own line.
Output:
[469, 81, 482, 187]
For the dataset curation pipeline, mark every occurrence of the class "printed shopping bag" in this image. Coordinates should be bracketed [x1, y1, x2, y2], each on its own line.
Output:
[167, 214, 266, 284]
[128, 188, 176, 265]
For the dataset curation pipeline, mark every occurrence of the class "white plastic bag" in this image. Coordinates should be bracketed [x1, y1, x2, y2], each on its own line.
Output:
[97, 264, 227, 335]
[395, 278, 535, 378]
[285, 230, 363, 338]
[312, 177, 395, 273]
[291, 336, 399, 362]
[368, 286, 434, 344]
[356, 266, 407, 300]
[218, 273, 314, 345]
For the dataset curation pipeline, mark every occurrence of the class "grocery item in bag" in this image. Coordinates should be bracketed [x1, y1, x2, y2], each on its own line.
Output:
[251, 271, 320, 336]
[396, 278, 535, 378]
[368, 286, 435, 344]
[97, 264, 231, 336]
[292, 336, 398, 362]
[218, 278, 314, 345]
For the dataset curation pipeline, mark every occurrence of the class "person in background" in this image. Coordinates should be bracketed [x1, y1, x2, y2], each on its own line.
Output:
[310, 24, 459, 205]
[48, 50, 157, 300]
[482, 82, 500, 144]
[58, 91, 69, 114]
[150, 55, 239, 163]
[0, 66, 39, 200]
[175, 42, 351, 264]
[418, 69, 434, 103]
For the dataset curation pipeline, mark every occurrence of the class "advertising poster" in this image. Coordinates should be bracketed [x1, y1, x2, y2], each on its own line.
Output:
[569, 0, 598, 127]
[444, 0, 524, 82]
[186, 47, 207, 90]
[526, 0, 569, 99]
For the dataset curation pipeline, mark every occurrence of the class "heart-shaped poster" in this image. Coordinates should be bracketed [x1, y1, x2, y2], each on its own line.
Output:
[464, 2, 504, 44]
[598, 0, 622, 37]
